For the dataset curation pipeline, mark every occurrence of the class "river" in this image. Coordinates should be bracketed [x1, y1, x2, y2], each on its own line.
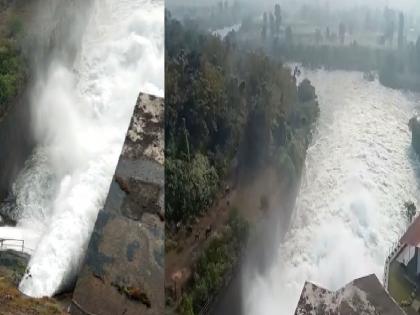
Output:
[211, 23, 241, 39]
[243, 68, 420, 314]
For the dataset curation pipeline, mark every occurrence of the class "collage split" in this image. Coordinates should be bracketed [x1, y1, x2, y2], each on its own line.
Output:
[0, 0, 420, 314]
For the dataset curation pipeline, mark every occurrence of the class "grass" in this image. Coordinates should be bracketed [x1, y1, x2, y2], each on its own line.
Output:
[0, 267, 65, 315]
[0, 39, 26, 112]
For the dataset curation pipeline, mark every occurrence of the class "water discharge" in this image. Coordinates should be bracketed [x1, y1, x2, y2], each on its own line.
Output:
[243, 68, 420, 314]
[0, 0, 163, 298]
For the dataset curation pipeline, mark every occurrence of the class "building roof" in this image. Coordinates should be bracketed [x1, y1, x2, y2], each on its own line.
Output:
[400, 215, 420, 247]
[294, 274, 404, 315]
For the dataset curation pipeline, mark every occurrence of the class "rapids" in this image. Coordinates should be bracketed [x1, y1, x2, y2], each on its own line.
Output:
[243, 68, 420, 314]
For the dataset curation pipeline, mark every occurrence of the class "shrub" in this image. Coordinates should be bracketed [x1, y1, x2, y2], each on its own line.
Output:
[180, 209, 249, 313]
[179, 295, 195, 315]
[298, 79, 316, 103]
[6, 15, 24, 39]
[0, 41, 25, 111]
[166, 154, 219, 223]
[404, 201, 417, 223]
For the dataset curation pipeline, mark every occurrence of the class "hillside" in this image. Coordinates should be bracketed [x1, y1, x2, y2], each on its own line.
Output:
[165, 13, 319, 315]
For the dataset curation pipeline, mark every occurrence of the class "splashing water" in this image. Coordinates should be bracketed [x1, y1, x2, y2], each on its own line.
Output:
[243, 69, 420, 314]
[0, 0, 163, 297]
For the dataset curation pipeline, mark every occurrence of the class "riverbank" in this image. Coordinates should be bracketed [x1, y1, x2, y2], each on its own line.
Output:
[0, 250, 66, 315]
[165, 15, 320, 312]
[242, 68, 420, 315]
[276, 43, 420, 93]
[166, 92, 318, 314]
[220, 17, 420, 94]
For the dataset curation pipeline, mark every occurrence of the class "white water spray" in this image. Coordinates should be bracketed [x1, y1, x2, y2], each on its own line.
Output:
[0, 0, 163, 298]
[243, 69, 420, 314]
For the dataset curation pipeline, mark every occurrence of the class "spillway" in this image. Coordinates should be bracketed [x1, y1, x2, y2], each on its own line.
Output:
[0, 0, 163, 298]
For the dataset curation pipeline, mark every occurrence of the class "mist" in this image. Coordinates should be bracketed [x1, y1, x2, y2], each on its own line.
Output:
[168, 0, 419, 11]
[0, 0, 163, 298]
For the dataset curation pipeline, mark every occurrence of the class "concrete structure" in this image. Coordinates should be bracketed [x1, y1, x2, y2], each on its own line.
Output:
[70, 94, 164, 315]
[395, 215, 420, 274]
[384, 215, 420, 314]
[294, 274, 404, 315]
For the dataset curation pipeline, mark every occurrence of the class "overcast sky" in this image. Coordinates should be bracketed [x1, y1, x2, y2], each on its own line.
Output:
[168, 0, 419, 13]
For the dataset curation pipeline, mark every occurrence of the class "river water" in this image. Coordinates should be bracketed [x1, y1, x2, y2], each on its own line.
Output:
[0, 0, 163, 298]
[243, 68, 420, 314]
[211, 23, 241, 39]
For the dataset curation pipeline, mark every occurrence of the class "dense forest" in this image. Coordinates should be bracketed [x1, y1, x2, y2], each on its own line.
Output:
[0, 14, 26, 119]
[165, 11, 319, 314]
[165, 12, 318, 226]
[168, 0, 247, 31]
[230, 3, 420, 91]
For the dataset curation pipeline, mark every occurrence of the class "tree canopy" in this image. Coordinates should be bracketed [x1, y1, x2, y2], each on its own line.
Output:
[166, 13, 319, 225]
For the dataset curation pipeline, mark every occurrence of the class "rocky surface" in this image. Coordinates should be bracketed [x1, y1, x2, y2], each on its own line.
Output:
[71, 94, 164, 315]
[0, 250, 65, 315]
[409, 116, 420, 156]
[294, 274, 404, 315]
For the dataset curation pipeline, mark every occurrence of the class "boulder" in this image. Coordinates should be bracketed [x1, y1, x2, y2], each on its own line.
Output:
[295, 274, 405, 315]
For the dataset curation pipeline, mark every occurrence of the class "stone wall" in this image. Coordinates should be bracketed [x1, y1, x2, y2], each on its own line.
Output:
[70, 94, 164, 315]
[295, 274, 404, 315]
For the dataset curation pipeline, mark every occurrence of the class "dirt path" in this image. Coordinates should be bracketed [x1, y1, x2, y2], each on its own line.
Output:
[166, 170, 273, 287]
[165, 187, 236, 300]
[165, 166, 290, 311]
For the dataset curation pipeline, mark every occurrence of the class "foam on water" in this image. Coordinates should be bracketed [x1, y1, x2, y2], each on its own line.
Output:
[0, 0, 163, 298]
[243, 69, 420, 314]
[211, 24, 241, 39]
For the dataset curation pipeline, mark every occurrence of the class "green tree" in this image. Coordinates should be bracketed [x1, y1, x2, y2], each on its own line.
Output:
[398, 12, 404, 49]
[269, 13, 275, 37]
[274, 4, 281, 35]
[6, 15, 23, 39]
[379, 53, 397, 87]
[166, 154, 219, 223]
[404, 201, 416, 223]
[364, 11, 371, 31]
[0, 42, 25, 110]
[180, 295, 195, 315]
[262, 12, 268, 40]
[384, 8, 396, 46]
[165, 15, 318, 226]
[416, 36, 420, 73]
[285, 26, 293, 46]
[298, 79, 316, 103]
[339, 22, 346, 45]
[315, 28, 322, 45]
[325, 26, 330, 41]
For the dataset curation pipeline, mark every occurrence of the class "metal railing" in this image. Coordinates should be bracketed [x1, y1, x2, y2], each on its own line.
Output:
[0, 238, 33, 254]
[383, 240, 405, 290]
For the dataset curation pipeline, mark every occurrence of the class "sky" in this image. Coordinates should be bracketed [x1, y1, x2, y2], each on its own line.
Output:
[168, 0, 419, 13]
